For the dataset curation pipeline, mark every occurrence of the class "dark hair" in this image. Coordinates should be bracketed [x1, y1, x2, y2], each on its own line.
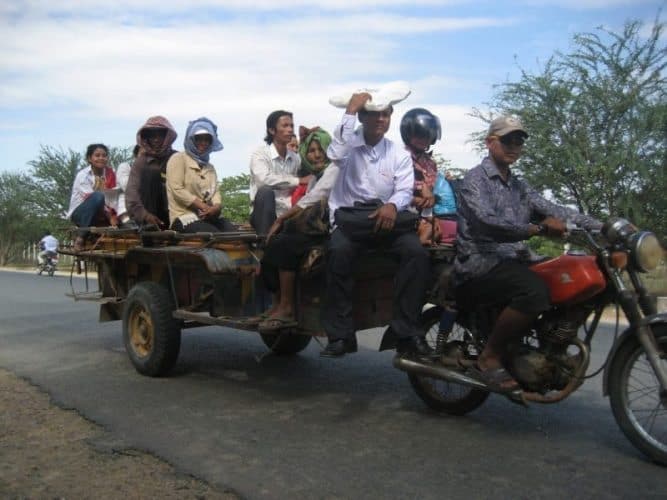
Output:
[85, 143, 109, 159]
[264, 110, 293, 144]
[132, 144, 141, 157]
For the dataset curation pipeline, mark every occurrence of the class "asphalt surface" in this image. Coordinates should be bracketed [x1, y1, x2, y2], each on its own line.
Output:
[1, 269, 666, 499]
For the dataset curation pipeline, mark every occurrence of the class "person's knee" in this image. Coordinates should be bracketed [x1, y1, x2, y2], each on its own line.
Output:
[511, 279, 550, 314]
[89, 191, 105, 208]
[254, 186, 275, 204]
[328, 230, 356, 256]
[396, 234, 429, 261]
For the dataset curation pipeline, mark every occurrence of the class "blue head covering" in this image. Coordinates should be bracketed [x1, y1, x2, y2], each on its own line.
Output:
[184, 117, 223, 165]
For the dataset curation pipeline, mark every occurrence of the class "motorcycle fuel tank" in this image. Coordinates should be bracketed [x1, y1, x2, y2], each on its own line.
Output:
[531, 254, 606, 305]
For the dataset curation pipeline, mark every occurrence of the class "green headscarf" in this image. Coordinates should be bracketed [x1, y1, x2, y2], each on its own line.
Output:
[298, 128, 332, 177]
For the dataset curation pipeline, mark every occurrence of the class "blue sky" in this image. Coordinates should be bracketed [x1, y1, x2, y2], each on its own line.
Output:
[0, 1, 663, 181]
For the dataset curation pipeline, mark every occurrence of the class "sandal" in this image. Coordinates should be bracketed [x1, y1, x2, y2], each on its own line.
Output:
[258, 316, 298, 333]
[243, 313, 269, 325]
[466, 365, 520, 394]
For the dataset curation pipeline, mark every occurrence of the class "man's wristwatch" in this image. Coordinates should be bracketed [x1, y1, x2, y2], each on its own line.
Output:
[537, 223, 548, 235]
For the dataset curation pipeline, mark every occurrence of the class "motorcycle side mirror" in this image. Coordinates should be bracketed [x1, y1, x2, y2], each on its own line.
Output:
[602, 217, 637, 244]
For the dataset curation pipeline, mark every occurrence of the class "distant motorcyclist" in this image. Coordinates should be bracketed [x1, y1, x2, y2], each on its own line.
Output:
[38, 230, 59, 265]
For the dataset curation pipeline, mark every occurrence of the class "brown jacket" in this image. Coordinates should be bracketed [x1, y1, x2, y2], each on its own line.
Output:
[125, 116, 178, 225]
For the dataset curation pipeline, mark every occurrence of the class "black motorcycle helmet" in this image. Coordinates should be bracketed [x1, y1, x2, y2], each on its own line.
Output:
[400, 108, 442, 147]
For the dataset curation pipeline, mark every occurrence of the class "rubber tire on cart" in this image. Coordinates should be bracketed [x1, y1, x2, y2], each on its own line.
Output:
[260, 331, 312, 355]
[608, 324, 667, 466]
[408, 306, 489, 416]
[122, 281, 181, 377]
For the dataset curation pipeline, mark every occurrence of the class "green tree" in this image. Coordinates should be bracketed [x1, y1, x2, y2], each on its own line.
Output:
[0, 172, 43, 265]
[29, 146, 83, 221]
[472, 17, 666, 240]
[218, 173, 251, 224]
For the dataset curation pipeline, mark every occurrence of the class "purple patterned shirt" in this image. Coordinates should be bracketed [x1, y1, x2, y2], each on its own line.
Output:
[454, 157, 601, 285]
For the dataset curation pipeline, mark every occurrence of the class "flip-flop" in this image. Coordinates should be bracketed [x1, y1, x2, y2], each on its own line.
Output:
[466, 365, 520, 394]
[243, 313, 269, 325]
[258, 316, 298, 333]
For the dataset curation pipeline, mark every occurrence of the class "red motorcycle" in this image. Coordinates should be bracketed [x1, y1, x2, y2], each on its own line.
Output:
[392, 218, 667, 465]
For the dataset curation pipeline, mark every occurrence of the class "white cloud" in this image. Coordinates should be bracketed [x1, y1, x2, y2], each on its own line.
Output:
[521, 0, 655, 7]
[1, 0, 460, 17]
[0, 7, 501, 176]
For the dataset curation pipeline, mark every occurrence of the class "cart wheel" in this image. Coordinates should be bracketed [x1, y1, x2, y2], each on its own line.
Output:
[122, 282, 181, 376]
[260, 331, 312, 355]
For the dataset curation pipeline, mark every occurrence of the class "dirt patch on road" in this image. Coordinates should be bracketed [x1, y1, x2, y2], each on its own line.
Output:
[0, 369, 237, 499]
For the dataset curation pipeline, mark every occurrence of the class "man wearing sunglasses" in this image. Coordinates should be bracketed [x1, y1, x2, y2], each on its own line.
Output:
[452, 116, 601, 393]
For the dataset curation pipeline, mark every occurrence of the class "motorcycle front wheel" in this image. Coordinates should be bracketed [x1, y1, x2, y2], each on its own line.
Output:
[608, 324, 667, 466]
[408, 307, 489, 416]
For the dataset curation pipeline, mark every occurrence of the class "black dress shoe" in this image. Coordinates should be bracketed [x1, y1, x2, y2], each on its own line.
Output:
[396, 336, 433, 356]
[320, 338, 358, 357]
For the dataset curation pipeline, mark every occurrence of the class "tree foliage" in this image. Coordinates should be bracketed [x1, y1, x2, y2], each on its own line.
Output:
[28, 146, 83, 221]
[218, 173, 251, 224]
[472, 18, 666, 240]
[0, 172, 43, 265]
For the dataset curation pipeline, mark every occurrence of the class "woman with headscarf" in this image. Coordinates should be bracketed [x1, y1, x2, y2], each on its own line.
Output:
[166, 117, 234, 233]
[125, 115, 178, 228]
[253, 126, 338, 331]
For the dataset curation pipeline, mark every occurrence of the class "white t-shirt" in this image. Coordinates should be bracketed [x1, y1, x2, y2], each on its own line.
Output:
[40, 235, 58, 252]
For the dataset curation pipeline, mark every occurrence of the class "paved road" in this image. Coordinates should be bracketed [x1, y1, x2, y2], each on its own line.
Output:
[1, 270, 665, 499]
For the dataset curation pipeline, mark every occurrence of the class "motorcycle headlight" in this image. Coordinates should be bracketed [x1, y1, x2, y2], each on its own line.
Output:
[603, 218, 664, 272]
[628, 231, 663, 272]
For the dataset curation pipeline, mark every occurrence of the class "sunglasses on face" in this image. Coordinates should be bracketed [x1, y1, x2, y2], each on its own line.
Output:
[193, 135, 212, 144]
[143, 129, 167, 140]
[498, 135, 526, 147]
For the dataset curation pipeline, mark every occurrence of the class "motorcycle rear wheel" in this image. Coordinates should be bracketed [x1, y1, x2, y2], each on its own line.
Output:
[408, 307, 489, 416]
[608, 325, 667, 466]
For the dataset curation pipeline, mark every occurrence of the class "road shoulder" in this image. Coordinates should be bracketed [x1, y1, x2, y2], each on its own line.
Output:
[0, 368, 236, 499]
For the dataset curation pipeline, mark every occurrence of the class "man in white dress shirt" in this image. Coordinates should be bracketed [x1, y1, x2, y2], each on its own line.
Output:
[249, 110, 301, 236]
[320, 93, 431, 357]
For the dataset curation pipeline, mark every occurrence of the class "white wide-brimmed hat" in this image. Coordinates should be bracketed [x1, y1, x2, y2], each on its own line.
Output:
[329, 80, 411, 112]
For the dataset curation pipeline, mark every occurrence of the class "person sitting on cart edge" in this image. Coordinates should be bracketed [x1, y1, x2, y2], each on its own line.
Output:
[125, 115, 178, 229]
[67, 143, 119, 250]
[166, 117, 235, 233]
[256, 126, 336, 331]
[320, 93, 432, 358]
[249, 110, 301, 237]
[453, 115, 602, 392]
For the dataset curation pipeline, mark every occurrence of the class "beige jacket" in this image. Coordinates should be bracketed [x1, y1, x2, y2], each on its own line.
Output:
[166, 151, 221, 227]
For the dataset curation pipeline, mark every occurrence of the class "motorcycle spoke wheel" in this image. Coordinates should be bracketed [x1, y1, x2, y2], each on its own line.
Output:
[409, 307, 489, 416]
[609, 325, 667, 465]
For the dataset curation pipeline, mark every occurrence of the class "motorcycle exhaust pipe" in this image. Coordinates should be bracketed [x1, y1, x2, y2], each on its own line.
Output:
[393, 355, 488, 391]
